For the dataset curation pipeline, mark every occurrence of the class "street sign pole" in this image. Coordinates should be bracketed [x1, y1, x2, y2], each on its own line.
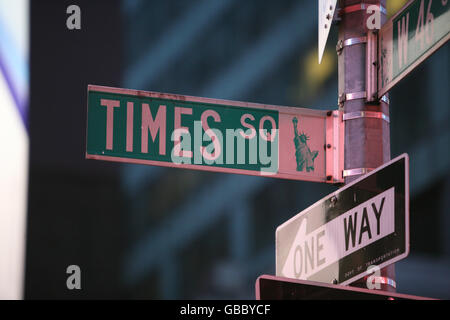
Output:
[337, 0, 395, 291]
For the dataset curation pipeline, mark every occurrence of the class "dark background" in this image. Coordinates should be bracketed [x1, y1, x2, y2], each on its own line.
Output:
[27, 0, 125, 298]
[26, 0, 450, 299]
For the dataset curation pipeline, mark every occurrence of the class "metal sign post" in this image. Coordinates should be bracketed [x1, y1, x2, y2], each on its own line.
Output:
[337, 0, 395, 291]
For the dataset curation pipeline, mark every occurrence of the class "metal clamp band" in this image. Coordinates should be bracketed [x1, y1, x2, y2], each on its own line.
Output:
[337, 37, 367, 54]
[338, 91, 367, 104]
[346, 91, 367, 101]
[367, 276, 397, 289]
[343, 111, 390, 123]
[342, 167, 374, 178]
[339, 92, 390, 108]
[339, 3, 387, 15]
[343, 36, 367, 47]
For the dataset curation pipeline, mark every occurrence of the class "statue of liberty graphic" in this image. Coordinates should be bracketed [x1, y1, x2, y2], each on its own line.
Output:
[292, 117, 318, 172]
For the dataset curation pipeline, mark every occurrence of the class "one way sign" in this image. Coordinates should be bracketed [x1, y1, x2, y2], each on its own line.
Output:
[276, 154, 409, 285]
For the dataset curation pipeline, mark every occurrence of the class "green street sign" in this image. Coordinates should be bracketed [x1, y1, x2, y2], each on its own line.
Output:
[86, 85, 344, 183]
[378, 0, 450, 98]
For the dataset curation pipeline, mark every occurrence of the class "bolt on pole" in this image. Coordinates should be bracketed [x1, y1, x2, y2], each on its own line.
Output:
[337, 0, 395, 292]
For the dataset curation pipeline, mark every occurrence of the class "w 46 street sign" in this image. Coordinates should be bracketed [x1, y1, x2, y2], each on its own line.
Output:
[276, 154, 409, 285]
[86, 85, 344, 183]
[378, 0, 450, 97]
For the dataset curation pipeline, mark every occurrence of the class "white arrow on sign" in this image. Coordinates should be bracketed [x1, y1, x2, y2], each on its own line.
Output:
[318, 0, 337, 64]
[280, 187, 395, 280]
